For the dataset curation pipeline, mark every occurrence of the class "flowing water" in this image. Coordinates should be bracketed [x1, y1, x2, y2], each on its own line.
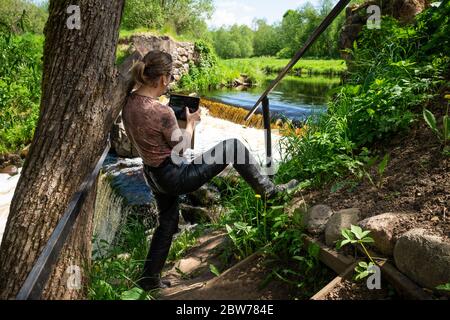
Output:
[201, 75, 341, 121]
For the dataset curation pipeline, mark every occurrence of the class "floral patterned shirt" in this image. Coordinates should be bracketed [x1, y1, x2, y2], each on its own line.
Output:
[122, 93, 180, 167]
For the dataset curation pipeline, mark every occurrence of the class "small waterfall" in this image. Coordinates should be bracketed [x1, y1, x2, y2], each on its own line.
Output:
[93, 154, 157, 257]
[93, 173, 135, 256]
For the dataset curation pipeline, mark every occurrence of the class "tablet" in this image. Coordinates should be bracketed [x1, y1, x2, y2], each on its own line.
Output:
[169, 94, 200, 121]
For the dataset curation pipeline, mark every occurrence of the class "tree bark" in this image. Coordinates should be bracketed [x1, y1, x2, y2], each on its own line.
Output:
[0, 0, 137, 299]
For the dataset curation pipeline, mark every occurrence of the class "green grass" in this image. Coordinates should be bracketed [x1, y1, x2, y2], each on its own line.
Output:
[88, 217, 154, 300]
[88, 214, 205, 300]
[219, 57, 347, 79]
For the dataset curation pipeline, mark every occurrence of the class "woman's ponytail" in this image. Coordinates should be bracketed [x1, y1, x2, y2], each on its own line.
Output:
[131, 60, 147, 86]
[130, 50, 173, 88]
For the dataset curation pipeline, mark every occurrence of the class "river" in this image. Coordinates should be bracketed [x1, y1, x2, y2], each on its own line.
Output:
[200, 75, 342, 121]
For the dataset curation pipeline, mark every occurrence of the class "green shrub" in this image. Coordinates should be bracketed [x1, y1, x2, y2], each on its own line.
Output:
[277, 8, 449, 187]
[0, 32, 43, 154]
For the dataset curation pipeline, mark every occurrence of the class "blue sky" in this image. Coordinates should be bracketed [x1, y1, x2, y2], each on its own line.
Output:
[32, 0, 328, 29]
[207, 0, 324, 28]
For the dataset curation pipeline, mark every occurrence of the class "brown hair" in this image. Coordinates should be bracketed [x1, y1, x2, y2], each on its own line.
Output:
[131, 50, 173, 87]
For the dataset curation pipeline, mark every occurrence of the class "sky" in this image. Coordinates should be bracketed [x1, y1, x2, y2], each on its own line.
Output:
[206, 0, 323, 29]
[31, 0, 328, 29]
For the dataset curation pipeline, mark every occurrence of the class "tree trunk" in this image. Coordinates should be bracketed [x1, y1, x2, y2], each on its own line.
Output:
[0, 0, 137, 299]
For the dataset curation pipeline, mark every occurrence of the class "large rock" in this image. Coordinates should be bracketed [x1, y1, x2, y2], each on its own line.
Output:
[394, 0, 429, 23]
[187, 184, 220, 207]
[284, 197, 308, 219]
[303, 205, 334, 235]
[325, 208, 361, 247]
[358, 212, 414, 256]
[180, 204, 212, 224]
[394, 228, 450, 289]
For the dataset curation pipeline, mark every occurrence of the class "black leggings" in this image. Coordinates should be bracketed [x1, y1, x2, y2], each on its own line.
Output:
[141, 138, 274, 278]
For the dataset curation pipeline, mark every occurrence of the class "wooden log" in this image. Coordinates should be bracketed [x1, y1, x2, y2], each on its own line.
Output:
[310, 262, 357, 300]
[303, 235, 355, 274]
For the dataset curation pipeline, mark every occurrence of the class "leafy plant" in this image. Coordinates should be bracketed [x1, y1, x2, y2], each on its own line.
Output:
[167, 226, 202, 262]
[337, 225, 376, 281]
[354, 261, 377, 281]
[436, 283, 450, 292]
[120, 287, 152, 300]
[209, 264, 221, 277]
[361, 151, 390, 189]
[423, 104, 450, 155]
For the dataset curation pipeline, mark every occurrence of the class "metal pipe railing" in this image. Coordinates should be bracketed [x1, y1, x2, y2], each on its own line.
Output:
[245, 0, 351, 122]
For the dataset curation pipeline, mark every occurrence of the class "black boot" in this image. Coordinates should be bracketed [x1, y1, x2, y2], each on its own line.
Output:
[138, 275, 172, 291]
[230, 140, 299, 199]
[268, 179, 299, 199]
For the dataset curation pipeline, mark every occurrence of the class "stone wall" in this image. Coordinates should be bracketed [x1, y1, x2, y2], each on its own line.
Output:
[120, 34, 197, 82]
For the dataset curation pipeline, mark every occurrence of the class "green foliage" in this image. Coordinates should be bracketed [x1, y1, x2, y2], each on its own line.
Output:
[0, 0, 48, 34]
[211, 0, 344, 59]
[436, 283, 450, 292]
[167, 227, 203, 262]
[423, 104, 450, 155]
[177, 57, 346, 93]
[177, 40, 223, 92]
[0, 31, 43, 154]
[211, 177, 330, 297]
[209, 264, 221, 277]
[360, 151, 390, 189]
[337, 225, 374, 249]
[121, 0, 213, 38]
[211, 24, 254, 59]
[220, 57, 346, 78]
[354, 261, 376, 281]
[278, 1, 344, 59]
[253, 19, 283, 57]
[277, 9, 449, 187]
[415, 0, 450, 56]
[88, 218, 155, 300]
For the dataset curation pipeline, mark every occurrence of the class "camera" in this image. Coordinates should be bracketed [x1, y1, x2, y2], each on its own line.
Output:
[169, 94, 200, 121]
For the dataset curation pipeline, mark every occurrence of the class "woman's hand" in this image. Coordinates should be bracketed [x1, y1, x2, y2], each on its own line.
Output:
[186, 107, 201, 125]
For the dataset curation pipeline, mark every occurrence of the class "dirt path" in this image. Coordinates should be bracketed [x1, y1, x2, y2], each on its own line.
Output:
[160, 230, 293, 300]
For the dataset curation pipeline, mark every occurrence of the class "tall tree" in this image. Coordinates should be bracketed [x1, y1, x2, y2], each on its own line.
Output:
[0, 0, 135, 299]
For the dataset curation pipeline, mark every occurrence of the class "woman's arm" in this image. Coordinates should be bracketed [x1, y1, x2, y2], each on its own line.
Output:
[161, 106, 201, 154]
[184, 107, 201, 146]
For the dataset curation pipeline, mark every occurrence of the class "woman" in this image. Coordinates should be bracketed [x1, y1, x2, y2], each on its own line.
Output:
[122, 50, 298, 291]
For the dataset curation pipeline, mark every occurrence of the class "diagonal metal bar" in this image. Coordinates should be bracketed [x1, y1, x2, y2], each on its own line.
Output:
[16, 137, 111, 300]
[262, 97, 273, 173]
[245, 0, 351, 121]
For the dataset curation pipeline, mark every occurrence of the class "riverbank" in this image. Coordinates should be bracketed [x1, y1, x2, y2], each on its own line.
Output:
[219, 57, 347, 81]
[177, 54, 346, 92]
